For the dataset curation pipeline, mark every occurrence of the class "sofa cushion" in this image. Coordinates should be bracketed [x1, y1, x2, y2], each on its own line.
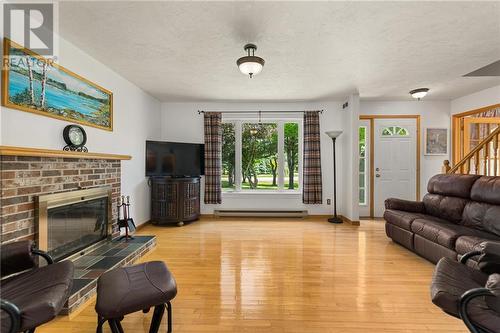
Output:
[411, 218, 499, 249]
[455, 235, 500, 255]
[462, 201, 500, 237]
[383, 209, 428, 231]
[422, 193, 469, 224]
[471, 176, 500, 205]
[427, 174, 480, 199]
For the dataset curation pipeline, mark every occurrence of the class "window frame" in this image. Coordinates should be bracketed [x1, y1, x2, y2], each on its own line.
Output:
[222, 118, 303, 194]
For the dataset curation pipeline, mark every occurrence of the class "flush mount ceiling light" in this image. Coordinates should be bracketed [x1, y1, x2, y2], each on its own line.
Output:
[409, 88, 429, 100]
[237, 44, 265, 78]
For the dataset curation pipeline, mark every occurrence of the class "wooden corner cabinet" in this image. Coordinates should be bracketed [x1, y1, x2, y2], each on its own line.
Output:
[150, 177, 200, 226]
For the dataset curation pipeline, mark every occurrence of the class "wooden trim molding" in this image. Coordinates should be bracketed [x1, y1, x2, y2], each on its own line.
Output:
[451, 104, 500, 164]
[339, 215, 360, 226]
[358, 115, 421, 218]
[0, 145, 131, 160]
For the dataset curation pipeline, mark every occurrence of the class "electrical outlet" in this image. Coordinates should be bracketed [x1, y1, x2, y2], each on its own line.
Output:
[327, 199, 331, 205]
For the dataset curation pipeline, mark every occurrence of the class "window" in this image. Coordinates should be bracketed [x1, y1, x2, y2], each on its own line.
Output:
[382, 126, 409, 137]
[284, 123, 299, 190]
[221, 123, 236, 190]
[359, 126, 367, 205]
[242, 123, 278, 190]
[221, 120, 301, 192]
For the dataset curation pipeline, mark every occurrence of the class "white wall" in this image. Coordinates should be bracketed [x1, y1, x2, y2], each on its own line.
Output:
[161, 101, 347, 216]
[451, 85, 500, 115]
[1, 37, 162, 225]
[359, 100, 451, 200]
[339, 94, 360, 222]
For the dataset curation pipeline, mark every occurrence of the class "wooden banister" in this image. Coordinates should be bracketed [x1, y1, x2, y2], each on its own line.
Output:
[448, 126, 500, 176]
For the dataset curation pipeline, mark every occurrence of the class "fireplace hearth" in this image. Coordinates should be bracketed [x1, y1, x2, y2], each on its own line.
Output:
[36, 187, 112, 261]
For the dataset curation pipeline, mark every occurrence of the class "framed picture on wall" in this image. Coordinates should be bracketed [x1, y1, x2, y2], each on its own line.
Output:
[425, 128, 448, 155]
[2, 38, 113, 131]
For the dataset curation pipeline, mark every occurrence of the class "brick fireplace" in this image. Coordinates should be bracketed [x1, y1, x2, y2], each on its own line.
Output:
[0, 146, 156, 314]
[1, 155, 121, 244]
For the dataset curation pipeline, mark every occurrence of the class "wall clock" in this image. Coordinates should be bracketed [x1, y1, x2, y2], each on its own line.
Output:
[63, 124, 88, 152]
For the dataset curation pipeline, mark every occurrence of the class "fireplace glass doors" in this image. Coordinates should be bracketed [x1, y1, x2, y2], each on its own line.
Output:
[37, 187, 112, 261]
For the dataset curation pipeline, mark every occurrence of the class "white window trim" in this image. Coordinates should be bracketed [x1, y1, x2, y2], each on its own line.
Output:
[222, 118, 303, 194]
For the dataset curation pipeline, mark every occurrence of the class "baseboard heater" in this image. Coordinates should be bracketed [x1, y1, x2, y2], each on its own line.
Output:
[214, 209, 308, 218]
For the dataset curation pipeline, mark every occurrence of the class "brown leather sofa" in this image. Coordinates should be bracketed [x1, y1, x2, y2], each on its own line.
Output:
[0, 240, 74, 333]
[384, 174, 500, 264]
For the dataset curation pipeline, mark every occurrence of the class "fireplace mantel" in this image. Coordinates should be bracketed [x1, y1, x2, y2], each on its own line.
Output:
[0, 145, 131, 160]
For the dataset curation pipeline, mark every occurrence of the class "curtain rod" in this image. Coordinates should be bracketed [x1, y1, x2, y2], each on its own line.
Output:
[197, 110, 324, 115]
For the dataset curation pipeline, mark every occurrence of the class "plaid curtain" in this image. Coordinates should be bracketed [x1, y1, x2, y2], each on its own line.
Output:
[204, 112, 222, 204]
[303, 111, 323, 204]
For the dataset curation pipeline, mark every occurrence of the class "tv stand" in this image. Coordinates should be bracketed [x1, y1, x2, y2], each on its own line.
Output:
[150, 177, 200, 226]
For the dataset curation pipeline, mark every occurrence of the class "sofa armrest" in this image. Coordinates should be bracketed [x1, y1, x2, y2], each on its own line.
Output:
[0, 299, 21, 333]
[478, 241, 500, 274]
[1, 240, 36, 278]
[384, 198, 425, 213]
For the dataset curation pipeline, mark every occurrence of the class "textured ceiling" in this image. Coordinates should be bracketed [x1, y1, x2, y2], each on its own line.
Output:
[59, 1, 500, 102]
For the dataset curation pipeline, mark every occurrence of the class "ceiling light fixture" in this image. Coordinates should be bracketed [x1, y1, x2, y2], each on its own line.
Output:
[249, 111, 262, 135]
[237, 44, 265, 78]
[409, 88, 429, 100]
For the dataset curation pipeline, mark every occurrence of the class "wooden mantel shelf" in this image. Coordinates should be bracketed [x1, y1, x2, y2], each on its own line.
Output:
[0, 146, 131, 160]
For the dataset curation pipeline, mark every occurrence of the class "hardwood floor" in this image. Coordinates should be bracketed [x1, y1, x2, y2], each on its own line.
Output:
[38, 217, 467, 333]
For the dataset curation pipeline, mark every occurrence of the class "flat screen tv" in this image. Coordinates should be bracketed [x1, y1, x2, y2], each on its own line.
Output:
[146, 141, 204, 177]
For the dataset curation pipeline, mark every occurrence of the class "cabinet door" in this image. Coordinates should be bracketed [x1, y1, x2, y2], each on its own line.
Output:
[152, 180, 179, 222]
[182, 181, 200, 219]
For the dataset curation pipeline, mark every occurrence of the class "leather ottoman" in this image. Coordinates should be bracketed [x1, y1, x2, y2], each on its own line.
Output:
[95, 261, 177, 333]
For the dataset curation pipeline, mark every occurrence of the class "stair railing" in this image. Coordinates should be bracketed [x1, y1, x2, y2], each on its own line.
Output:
[447, 126, 500, 176]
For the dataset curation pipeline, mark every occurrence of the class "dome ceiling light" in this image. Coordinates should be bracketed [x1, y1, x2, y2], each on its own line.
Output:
[237, 44, 265, 78]
[409, 88, 429, 100]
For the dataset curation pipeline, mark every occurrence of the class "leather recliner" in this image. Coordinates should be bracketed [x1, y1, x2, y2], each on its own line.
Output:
[431, 241, 500, 333]
[385, 174, 500, 264]
[0, 240, 74, 333]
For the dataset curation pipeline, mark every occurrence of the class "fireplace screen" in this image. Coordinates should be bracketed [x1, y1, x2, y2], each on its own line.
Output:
[37, 187, 112, 261]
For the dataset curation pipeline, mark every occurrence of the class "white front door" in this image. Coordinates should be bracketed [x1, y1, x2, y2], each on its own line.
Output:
[373, 118, 417, 217]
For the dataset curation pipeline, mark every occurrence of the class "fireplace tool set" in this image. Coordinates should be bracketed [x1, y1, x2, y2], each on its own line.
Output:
[118, 195, 136, 241]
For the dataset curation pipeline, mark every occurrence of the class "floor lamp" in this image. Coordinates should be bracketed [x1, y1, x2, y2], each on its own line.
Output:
[325, 130, 343, 224]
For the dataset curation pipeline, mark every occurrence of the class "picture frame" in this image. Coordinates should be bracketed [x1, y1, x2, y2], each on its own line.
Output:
[2, 38, 113, 131]
[425, 128, 448, 155]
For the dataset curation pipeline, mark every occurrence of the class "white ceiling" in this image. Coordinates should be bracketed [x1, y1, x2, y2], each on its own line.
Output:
[59, 1, 500, 102]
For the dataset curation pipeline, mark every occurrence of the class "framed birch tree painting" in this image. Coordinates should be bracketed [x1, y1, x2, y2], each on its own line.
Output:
[1, 38, 113, 131]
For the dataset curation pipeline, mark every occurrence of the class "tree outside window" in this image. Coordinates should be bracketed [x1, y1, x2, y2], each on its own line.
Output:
[221, 120, 301, 191]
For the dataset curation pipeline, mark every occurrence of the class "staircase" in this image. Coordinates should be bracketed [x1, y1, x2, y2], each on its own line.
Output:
[444, 126, 500, 176]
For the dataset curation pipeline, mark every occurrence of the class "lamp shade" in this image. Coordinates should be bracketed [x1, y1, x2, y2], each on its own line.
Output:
[409, 88, 429, 99]
[236, 44, 265, 78]
[325, 130, 343, 139]
[237, 56, 264, 77]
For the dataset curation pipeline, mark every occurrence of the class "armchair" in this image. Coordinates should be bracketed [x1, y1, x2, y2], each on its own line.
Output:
[431, 241, 500, 333]
[0, 240, 74, 333]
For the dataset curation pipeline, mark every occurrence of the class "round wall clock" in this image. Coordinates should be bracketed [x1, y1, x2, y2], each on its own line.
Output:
[63, 125, 88, 152]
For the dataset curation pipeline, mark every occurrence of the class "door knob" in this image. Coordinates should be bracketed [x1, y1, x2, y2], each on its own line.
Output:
[376, 174, 381, 177]
[376, 167, 380, 171]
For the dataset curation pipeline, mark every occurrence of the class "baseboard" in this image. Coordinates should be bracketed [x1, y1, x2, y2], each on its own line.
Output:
[339, 215, 360, 226]
[135, 220, 151, 231]
[197, 214, 360, 225]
